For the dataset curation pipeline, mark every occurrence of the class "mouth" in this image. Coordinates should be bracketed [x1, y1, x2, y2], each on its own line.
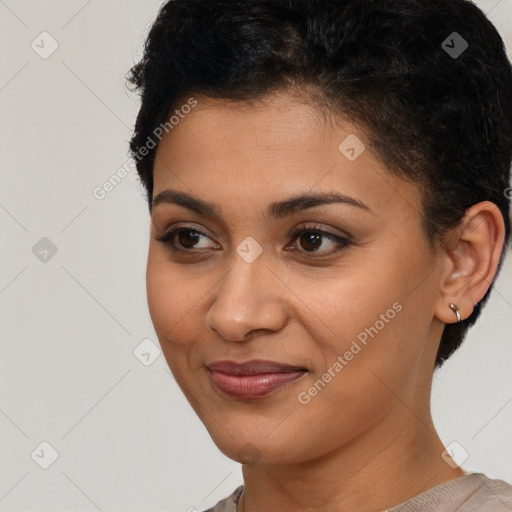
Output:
[206, 359, 309, 399]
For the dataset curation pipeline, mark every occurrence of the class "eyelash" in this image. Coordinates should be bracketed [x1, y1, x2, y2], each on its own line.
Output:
[155, 223, 352, 258]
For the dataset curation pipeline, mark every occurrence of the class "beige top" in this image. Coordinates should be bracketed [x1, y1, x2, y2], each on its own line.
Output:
[202, 473, 512, 512]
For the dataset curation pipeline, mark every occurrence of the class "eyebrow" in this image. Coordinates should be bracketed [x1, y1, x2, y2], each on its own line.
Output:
[151, 189, 372, 219]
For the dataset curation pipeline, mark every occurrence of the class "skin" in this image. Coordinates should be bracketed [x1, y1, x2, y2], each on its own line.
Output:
[146, 90, 505, 512]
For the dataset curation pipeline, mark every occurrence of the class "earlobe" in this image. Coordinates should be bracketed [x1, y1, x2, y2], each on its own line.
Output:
[435, 301, 471, 324]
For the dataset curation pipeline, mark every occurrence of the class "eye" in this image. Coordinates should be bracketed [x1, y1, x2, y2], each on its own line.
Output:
[155, 227, 219, 251]
[286, 223, 351, 257]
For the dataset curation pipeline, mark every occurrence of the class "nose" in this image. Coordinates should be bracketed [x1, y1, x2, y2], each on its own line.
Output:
[205, 252, 288, 342]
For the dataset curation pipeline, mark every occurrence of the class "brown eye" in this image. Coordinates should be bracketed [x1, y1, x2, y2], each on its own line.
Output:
[177, 230, 201, 249]
[298, 231, 323, 251]
[155, 227, 218, 251]
[287, 225, 351, 257]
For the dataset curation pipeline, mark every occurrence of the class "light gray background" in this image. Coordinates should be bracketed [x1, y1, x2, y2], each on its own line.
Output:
[1, 1, 511, 511]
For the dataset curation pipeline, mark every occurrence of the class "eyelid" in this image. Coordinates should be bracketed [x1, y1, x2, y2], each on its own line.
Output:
[157, 222, 215, 241]
[155, 224, 218, 247]
[288, 222, 352, 241]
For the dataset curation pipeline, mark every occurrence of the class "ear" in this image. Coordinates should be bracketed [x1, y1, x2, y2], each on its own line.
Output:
[434, 201, 506, 324]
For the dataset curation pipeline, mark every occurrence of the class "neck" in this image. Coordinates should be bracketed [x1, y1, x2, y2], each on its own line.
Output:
[239, 408, 465, 512]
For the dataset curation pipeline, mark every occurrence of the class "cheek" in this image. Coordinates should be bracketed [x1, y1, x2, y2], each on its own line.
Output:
[146, 253, 199, 391]
[288, 288, 423, 455]
[146, 249, 170, 336]
[293, 246, 431, 381]
[146, 247, 194, 346]
[288, 262, 400, 346]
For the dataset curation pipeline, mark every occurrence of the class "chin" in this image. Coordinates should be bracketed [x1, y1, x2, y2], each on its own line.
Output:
[206, 426, 307, 466]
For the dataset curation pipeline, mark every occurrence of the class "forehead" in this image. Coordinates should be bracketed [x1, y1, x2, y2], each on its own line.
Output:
[152, 92, 422, 221]
[157, 92, 332, 161]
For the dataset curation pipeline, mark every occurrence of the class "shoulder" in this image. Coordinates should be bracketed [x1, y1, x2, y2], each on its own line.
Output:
[201, 486, 244, 512]
[460, 473, 512, 511]
[386, 472, 512, 512]
[199, 475, 512, 512]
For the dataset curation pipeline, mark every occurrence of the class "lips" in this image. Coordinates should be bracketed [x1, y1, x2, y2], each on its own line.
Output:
[207, 359, 307, 375]
[207, 360, 308, 399]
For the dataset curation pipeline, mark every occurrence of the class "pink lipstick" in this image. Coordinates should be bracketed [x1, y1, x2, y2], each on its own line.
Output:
[207, 360, 308, 399]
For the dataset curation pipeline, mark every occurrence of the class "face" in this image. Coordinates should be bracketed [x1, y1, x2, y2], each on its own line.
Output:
[147, 91, 446, 466]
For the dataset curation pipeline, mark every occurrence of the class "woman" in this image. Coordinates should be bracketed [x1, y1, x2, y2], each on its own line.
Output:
[126, 0, 512, 510]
